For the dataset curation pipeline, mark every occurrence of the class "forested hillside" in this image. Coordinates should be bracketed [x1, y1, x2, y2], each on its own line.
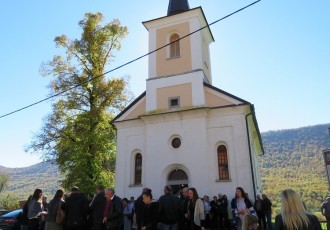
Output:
[260, 123, 330, 214]
[0, 161, 62, 200]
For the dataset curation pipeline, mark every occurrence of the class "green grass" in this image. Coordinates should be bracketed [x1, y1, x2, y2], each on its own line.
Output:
[321, 222, 327, 230]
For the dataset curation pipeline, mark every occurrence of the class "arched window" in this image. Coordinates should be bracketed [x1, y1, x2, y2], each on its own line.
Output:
[134, 153, 142, 185]
[170, 33, 180, 58]
[217, 145, 229, 180]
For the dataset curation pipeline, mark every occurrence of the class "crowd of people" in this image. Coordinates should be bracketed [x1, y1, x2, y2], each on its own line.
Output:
[16, 185, 324, 230]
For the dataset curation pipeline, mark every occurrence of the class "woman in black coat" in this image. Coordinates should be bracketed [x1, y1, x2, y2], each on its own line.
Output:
[141, 189, 159, 230]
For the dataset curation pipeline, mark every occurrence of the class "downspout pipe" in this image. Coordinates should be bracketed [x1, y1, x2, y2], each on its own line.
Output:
[245, 108, 256, 200]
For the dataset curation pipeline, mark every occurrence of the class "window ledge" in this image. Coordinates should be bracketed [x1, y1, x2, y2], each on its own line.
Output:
[215, 179, 231, 182]
[128, 184, 143, 187]
[167, 56, 181, 60]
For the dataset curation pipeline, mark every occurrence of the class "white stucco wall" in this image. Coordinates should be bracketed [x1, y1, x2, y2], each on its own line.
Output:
[114, 105, 257, 202]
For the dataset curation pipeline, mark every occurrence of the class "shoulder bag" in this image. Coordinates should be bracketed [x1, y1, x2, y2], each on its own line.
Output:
[56, 201, 65, 225]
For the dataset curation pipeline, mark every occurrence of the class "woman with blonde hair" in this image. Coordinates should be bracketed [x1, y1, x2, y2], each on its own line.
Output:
[242, 214, 258, 230]
[275, 189, 321, 230]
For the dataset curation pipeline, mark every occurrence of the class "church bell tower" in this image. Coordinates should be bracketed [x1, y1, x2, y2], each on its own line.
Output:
[143, 0, 214, 113]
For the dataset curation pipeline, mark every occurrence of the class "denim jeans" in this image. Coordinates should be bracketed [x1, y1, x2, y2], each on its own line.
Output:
[237, 218, 242, 230]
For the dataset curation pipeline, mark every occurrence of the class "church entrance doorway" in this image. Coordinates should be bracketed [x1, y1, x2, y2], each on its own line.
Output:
[167, 169, 189, 195]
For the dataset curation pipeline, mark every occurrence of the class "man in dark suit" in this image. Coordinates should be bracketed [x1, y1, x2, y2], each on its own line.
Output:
[158, 185, 181, 230]
[64, 186, 89, 230]
[90, 185, 107, 230]
[180, 187, 189, 230]
[218, 193, 229, 229]
[254, 194, 267, 230]
[262, 194, 273, 230]
[103, 188, 123, 230]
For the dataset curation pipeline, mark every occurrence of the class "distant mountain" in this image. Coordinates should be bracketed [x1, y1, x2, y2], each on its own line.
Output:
[0, 161, 62, 200]
[260, 123, 330, 213]
[0, 123, 329, 213]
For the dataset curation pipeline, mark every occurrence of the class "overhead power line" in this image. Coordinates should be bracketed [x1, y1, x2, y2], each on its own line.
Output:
[0, 0, 261, 119]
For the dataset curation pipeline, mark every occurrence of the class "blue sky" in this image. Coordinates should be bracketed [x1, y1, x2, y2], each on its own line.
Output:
[1, 0, 329, 168]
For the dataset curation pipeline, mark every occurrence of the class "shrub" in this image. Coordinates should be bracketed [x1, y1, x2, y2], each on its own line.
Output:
[0, 194, 20, 211]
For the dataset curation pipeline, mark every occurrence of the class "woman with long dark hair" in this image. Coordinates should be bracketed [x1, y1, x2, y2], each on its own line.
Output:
[45, 189, 65, 230]
[27, 188, 44, 230]
[231, 187, 256, 230]
[185, 187, 205, 230]
[275, 189, 321, 230]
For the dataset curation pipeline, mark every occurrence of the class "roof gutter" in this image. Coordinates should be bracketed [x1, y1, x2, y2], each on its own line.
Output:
[245, 110, 257, 199]
[245, 106, 256, 200]
[244, 104, 265, 199]
[250, 104, 265, 155]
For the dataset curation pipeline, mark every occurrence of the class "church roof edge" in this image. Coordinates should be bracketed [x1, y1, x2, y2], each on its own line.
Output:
[203, 82, 250, 105]
[111, 91, 146, 125]
[111, 84, 253, 125]
[139, 104, 248, 119]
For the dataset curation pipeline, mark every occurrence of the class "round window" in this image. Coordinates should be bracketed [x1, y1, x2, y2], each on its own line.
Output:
[171, 137, 181, 148]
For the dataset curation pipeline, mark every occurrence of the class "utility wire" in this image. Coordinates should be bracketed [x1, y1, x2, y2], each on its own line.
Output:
[0, 0, 261, 119]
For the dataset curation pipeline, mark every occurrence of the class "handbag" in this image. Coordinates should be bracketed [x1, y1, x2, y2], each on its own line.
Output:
[56, 201, 65, 225]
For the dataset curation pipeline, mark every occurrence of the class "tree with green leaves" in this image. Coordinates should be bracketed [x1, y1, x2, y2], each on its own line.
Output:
[27, 13, 130, 194]
[0, 173, 9, 194]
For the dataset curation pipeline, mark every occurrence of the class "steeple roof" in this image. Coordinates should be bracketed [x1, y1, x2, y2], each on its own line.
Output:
[167, 0, 190, 16]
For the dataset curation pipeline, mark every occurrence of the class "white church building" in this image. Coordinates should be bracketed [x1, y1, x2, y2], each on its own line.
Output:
[111, 0, 264, 200]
